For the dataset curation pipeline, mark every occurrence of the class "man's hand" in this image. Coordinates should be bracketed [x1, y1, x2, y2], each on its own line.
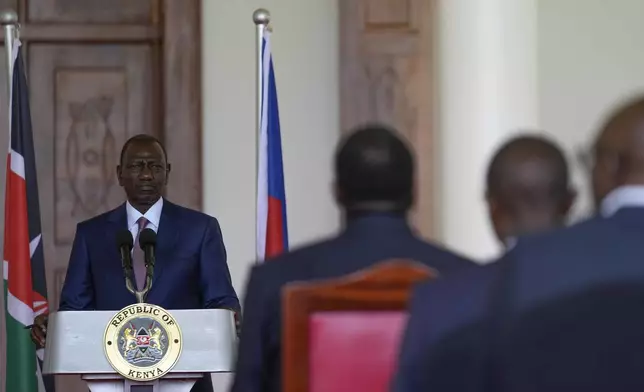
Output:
[30, 314, 48, 348]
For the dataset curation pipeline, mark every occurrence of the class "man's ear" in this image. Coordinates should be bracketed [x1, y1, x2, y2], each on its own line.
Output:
[116, 165, 123, 186]
[332, 181, 343, 205]
[485, 191, 500, 218]
[484, 189, 494, 207]
[165, 163, 171, 184]
[410, 180, 417, 208]
[562, 187, 578, 216]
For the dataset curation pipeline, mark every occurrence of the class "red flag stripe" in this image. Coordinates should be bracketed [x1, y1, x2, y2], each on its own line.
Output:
[265, 196, 285, 258]
[4, 153, 34, 312]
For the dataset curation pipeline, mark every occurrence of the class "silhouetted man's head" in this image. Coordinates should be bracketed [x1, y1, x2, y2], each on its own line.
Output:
[117, 134, 171, 213]
[485, 134, 575, 246]
[590, 95, 644, 209]
[334, 124, 414, 215]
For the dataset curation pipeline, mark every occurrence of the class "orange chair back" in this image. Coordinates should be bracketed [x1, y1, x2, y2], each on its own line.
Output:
[282, 259, 437, 392]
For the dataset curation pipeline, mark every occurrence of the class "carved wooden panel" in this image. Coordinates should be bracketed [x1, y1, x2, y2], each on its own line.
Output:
[62, 87, 120, 225]
[29, 45, 153, 247]
[340, 0, 436, 238]
[27, 0, 157, 24]
[364, 0, 415, 29]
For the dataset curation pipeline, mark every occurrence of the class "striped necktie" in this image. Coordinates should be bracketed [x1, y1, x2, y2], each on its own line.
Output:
[133, 217, 148, 290]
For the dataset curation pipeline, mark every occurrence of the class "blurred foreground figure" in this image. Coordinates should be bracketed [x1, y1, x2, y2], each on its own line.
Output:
[393, 95, 644, 392]
[485, 134, 575, 249]
[231, 124, 475, 392]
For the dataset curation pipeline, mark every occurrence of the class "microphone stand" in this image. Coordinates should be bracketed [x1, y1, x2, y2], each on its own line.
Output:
[141, 248, 155, 303]
[124, 246, 155, 304]
[124, 271, 152, 304]
[120, 246, 140, 301]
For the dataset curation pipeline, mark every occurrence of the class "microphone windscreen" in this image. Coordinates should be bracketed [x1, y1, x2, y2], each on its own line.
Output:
[116, 229, 134, 249]
[139, 228, 157, 248]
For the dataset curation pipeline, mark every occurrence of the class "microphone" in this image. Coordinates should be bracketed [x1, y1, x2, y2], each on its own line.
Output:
[138, 228, 157, 288]
[115, 229, 135, 290]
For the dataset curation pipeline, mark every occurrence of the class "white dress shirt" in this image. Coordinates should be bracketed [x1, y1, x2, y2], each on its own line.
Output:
[600, 185, 644, 217]
[126, 197, 163, 245]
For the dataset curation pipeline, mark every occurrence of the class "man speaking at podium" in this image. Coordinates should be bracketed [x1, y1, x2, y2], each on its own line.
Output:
[29, 134, 240, 392]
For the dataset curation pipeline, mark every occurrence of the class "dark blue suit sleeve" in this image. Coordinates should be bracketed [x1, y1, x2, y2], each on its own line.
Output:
[230, 266, 268, 392]
[199, 217, 240, 311]
[394, 264, 502, 392]
[58, 224, 95, 311]
[391, 283, 434, 392]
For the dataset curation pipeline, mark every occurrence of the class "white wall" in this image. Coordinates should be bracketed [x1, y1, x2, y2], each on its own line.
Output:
[538, 0, 644, 222]
[201, 0, 341, 298]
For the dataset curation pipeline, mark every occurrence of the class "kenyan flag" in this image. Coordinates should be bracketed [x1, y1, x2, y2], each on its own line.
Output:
[3, 38, 55, 392]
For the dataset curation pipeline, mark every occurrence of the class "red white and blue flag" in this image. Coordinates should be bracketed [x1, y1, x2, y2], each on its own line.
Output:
[3, 39, 55, 392]
[256, 31, 288, 261]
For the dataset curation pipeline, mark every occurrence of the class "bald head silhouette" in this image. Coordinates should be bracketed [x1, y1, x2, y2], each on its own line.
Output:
[592, 95, 644, 209]
[334, 124, 414, 215]
[485, 134, 575, 246]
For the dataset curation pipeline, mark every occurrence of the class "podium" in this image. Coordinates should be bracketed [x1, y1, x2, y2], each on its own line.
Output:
[42, 308, 237, 392]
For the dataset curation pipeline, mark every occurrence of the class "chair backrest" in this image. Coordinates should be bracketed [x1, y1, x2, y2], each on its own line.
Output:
[282, 259, 437, 392]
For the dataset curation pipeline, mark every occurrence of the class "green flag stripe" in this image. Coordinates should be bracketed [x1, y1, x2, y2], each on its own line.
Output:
[4, 282, 37, 391]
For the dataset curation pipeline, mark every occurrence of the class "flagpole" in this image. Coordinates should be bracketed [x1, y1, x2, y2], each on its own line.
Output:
[253, 8, 270, 260]
[1, 10, 17, 128]
[0, 10, 16, 392]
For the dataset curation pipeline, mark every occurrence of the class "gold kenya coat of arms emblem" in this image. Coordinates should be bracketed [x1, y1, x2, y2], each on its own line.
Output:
[104, 303, 182, 382]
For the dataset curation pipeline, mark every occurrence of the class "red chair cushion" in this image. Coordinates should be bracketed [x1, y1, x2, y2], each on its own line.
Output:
[308, 311, 408, 392]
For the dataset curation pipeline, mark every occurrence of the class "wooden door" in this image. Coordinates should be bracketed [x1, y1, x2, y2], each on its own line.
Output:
[340, 0, 437, 238]
[0, 1, 202, 391]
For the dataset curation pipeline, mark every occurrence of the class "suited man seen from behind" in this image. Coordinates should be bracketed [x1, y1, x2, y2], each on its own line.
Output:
[31, 134, 239, 392]
[230, 123, 475, 392]
[394, 95, 644, 392]
[485, 134, 575, 250]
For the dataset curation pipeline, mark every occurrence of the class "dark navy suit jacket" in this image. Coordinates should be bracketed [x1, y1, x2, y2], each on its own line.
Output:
[230, 213, 475, 392]
[394, 207, 644, 392]
[58, 200, 240, 392]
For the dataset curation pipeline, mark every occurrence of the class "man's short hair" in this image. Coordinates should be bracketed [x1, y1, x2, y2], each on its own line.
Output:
[335, 124, 414, 209]
[486, 134, 570, 208]
[119, 134, 168, 166]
